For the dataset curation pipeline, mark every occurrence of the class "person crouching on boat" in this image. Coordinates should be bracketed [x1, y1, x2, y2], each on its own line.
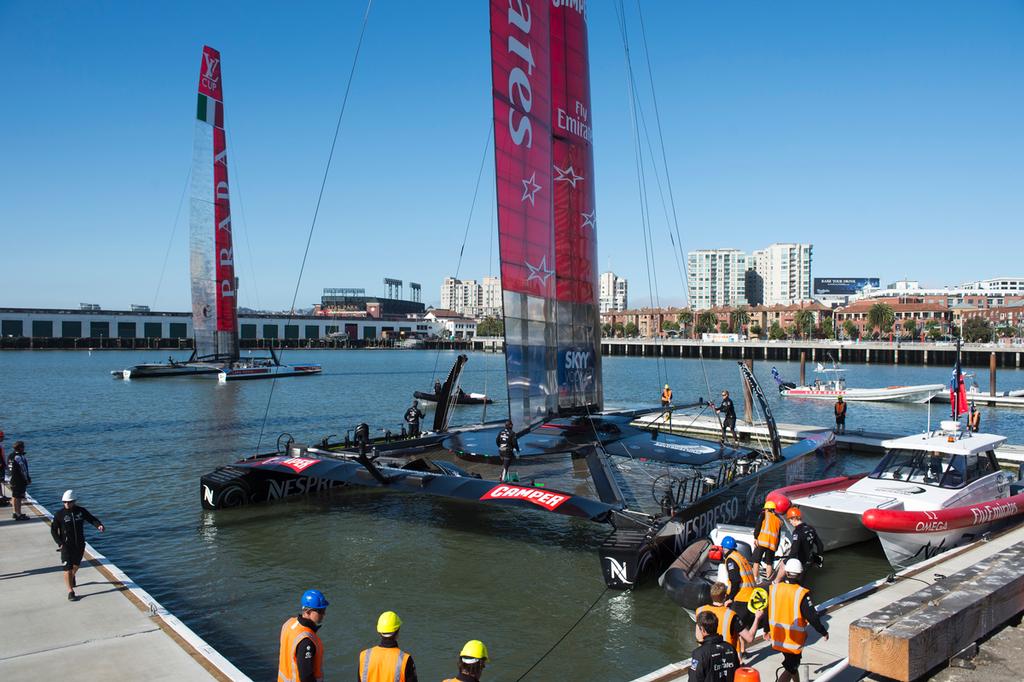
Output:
[968, 402, 981, 432]
[443, 640, 489, 682]
[496, 420, 520, 483]
[404, 401, 424, 438]
[697, 582, 761, 661]
[752, 500, 783, 579]
[278, 589, 328, 682]
[765, 560, 828, 682]
[834, 396, 847, 434]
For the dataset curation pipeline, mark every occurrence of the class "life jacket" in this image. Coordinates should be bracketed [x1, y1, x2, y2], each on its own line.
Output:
[725, 550, 756, 601]
[278, 617, 324, 682]
[768, 582, 810, 655]
[661, 387, 672, 402]
[835, 401, 847, 417]
[756, 511, 782, 552]
[696, 603, 739, 650]
[359, 645, 410, 682]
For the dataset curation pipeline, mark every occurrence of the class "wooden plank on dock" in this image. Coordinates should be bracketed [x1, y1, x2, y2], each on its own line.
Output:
[848, 542, 1024, 681]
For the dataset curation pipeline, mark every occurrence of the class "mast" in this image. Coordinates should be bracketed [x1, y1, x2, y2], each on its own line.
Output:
[489, 0, 601, 430]
[190, 46, 239, 361]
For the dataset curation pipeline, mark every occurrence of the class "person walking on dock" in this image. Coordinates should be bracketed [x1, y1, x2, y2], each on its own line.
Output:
[697, 582, 760, 660]
[710, 391, 738, 445]
[359, 610, 418, 682]
[50, 490, 105, 601]
[777, 507, 824, 580]
[766, 560, 828, 682]
[442, 640, 489, 682]
[752, 500, 783, 579]
[404, 401, 424, 438]
[688, 610, 740, 681]
[834, 396, 847, 434]
[497, 420, 520, 483]
[661, 384, 673, 408]
[9, 441, 31, 521]
[278, 589, 328, 682]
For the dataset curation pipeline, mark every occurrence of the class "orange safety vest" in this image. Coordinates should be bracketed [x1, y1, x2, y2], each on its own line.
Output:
[278, 617, 324, 682]
[661, 388, 672, 403]
[725, 550, 756, 601]
[768, 582, 810, 655]
[696, 603, 739, 649]
[359, 645, 410, 682]
[756, 511, 782, 551]
[835, 402, 847, 417]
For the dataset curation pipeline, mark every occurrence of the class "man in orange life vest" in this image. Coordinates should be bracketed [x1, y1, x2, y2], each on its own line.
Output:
[834, 396, 847, 434]
[696, 582, 761, 660]
[359, 610, 418, 682]
[752, 500, 784, 578]
[720, 535, 756, 624]
[661, 384, 673, 408]
[765, 559, 828, 682]
[278, 589, 329, 682]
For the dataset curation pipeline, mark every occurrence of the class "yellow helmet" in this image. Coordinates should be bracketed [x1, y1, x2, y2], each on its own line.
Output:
[376, 611, 402, 635]
[664, 384, 670, 389]
[764, 500, 776, 510]
[460, 639, 489, 662]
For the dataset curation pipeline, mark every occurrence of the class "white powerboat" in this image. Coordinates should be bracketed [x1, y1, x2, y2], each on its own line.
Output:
[770, 421, 1024, 568]
[777, 364, 943, 403]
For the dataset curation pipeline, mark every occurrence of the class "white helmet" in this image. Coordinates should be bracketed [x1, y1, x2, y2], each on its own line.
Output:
[62, 490, 76, 502]
[784, 558, 804, 574]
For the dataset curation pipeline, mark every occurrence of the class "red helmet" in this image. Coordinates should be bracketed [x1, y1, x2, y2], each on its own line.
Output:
[786, 506, 802, 520]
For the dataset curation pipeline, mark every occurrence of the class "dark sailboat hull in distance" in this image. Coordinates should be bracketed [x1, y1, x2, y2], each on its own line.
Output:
[413, 390, 493, 406]
[114, 363, 221, 379]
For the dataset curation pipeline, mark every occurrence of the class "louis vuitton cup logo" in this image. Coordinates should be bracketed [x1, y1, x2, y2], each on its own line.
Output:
[201, 52, 220, 92]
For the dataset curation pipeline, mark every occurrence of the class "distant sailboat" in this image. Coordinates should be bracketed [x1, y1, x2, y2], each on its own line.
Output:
[117, 46, 320, 381]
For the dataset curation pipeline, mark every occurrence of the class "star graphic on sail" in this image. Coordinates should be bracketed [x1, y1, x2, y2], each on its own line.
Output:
[521, 172, 542, 206]
[581, 210, 596, 230]
[553, 164, 584, 188]
[525, 255, 554, 286]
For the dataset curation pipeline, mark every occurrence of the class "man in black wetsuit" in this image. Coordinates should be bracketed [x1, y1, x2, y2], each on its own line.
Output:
[688, 610, 740, 682]
[711, 391, 738, 445]
[496, 420, 520, 483]
[776, 507, 824, 578]
[50, 489, 105, 601]
[404, 401, 425, 438]
[354, 422, 371, 454]
[434, 379, 443, 396]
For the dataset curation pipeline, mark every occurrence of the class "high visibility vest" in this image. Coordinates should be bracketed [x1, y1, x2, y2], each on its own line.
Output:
[696, 603, 738, 649]
[278, 617, 324, 682]
[757, 511, 782, 552]
[726, 550, 756, 601]
[768, 582, 810, 655]
[835, 402, 847, 417]
[359, 645, 410, 682]
[661, 388, 672, 403]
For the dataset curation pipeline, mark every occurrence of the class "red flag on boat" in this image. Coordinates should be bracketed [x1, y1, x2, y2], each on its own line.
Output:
[949, 369, 968, 417]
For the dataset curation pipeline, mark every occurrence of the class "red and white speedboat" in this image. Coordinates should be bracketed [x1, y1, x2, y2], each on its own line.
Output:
[769, 422, 1024, 568]
[779, 364, 943, 403]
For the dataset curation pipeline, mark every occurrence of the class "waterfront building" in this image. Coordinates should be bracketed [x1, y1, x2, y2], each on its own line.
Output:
[317, 288, 425, 318]
[956, 277, 1024, 294]
[599, 272, 628, 313]
[439, 276, 502, 319]
[686, 249, 748, 310]
[424, 309, 478, 339]
[751, 243, 813, 306]
[833, 297, 951, 338]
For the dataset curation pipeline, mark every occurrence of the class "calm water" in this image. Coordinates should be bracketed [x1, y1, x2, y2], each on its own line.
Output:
[3, 349, 1023, 680]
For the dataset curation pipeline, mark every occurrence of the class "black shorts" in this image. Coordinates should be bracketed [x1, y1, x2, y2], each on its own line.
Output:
[781, 651, 802, 672]
[10, 482, 26, 498]
[61, 546, 86, 569]
[752, 546, 776, 564]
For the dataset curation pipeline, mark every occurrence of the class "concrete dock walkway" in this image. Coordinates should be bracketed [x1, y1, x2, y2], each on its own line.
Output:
[0, 498, 249, 681]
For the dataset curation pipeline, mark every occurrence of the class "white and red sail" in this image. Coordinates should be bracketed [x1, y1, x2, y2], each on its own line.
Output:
[190, 46, 238, 360]
[490, 0, 601, 428]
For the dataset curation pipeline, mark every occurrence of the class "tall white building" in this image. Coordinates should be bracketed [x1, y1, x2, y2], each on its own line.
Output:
[686, 249, 748, 310]
[599, 272, 628, 313]
[752, 243, 813, 306]
[439, 276, 502, 318]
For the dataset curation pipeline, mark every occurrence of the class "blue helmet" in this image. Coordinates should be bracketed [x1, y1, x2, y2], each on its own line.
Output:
[301, 589, 329, 610]
[721, 536, 737, 551]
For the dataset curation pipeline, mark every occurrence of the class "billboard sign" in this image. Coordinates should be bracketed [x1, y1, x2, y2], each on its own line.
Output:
[814, 277, 880, 295]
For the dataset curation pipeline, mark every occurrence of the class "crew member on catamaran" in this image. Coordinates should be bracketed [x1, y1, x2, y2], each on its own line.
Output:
[354, 422, 370, 454]
[404, 401, 424, 438]
[497, 420, 520, 483]
[434, 379, 443, 396]
[710, 391, 738, 444]
[661, 384, 673, 408]
[776, 507, 824, 582]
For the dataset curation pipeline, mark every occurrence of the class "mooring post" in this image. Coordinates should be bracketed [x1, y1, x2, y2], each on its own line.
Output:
[990, 352, 997, 396]
[800, 351, 806, 385]
[743, 358, 754, 424]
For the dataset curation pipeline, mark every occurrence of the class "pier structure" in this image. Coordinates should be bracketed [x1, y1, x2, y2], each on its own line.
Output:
[0, 497, 248, 681]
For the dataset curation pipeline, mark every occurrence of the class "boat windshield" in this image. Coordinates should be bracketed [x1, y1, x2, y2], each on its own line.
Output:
[869, 449, 967, 489]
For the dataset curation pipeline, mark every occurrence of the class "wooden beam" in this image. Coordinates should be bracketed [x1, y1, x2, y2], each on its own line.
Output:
[848, 542, 1024, 681]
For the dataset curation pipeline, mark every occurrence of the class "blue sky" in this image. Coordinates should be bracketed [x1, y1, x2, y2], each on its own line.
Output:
[2, 1, 1022, 311]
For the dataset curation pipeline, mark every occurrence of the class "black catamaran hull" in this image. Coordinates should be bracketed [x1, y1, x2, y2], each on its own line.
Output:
[413, 390, 493, 406]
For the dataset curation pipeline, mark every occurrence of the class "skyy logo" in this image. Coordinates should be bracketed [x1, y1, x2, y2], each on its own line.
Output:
[558, 346, 595, 397]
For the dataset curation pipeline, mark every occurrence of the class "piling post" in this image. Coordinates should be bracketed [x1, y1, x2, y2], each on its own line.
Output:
[990, 352, 997, 396]
[743, 358, 754, 424]
[800, 351, 806, 386]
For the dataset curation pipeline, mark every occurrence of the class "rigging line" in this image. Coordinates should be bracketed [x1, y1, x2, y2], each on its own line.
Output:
[254, 0, 374, 452]
[429, 123, 493, 387]
[151, 164, 192, 310]
[515, 585, 609, 681]
[225, 127, 262, 311]
[634, 0, 717, 403]
[616, 1, 666, 388]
